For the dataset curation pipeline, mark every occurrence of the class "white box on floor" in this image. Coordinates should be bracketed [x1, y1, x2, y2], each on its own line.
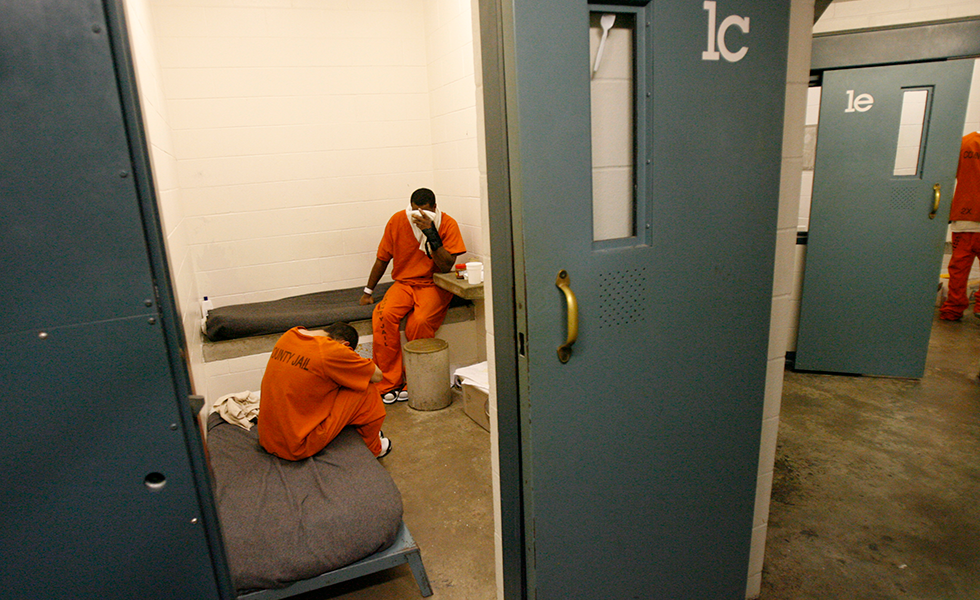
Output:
[462, 383, 490, 432]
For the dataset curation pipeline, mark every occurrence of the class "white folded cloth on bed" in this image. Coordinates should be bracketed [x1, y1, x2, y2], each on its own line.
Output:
[212, 390, 261, 430]
[453, 361, 489, 393]
[406, 205, 442, 253]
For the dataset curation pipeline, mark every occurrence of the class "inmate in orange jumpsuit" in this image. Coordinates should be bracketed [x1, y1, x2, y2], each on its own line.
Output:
[940, 132, 980, 321]
[257, 327, 385, 459]
[373, 210, 466, 394]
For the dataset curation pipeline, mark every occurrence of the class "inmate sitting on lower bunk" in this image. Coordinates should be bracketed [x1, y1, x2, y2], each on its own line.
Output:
[257, 322, 393, 460]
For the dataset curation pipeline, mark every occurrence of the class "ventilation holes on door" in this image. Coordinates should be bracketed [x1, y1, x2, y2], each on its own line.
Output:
[598, 267, 648, 329]
[889, 185, 917, 210]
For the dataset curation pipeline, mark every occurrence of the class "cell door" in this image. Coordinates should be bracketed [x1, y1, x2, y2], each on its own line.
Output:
[0, 2, 231, 598]
[796, 61, 973, 378]
[486, 1, 790, 597]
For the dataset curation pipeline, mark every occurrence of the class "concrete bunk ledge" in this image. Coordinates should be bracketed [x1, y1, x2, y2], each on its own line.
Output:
[203, 302, 476, 363]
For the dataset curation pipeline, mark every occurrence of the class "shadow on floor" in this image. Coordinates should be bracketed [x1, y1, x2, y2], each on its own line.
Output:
[761, 312, 980, 600]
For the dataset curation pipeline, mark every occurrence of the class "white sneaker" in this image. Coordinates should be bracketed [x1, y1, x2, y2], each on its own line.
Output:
[382, 387, 409, 404]
[377, 431, 392, 458]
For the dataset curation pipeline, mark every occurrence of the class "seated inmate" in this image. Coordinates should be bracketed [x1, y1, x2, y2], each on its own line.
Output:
[257, 323, 391, 460]
[359, 187, 466, 403]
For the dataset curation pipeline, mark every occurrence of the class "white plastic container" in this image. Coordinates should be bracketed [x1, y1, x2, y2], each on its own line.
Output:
[465, 261, 483, 284]
[200, 296, 214, 336]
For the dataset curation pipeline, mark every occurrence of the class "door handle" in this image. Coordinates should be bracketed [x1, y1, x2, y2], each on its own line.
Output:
[556, 270, 578, 363]
[929, 183, 941, 219]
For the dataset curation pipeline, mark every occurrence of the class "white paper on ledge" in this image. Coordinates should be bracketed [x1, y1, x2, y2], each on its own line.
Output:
[452, 361, 489, 394]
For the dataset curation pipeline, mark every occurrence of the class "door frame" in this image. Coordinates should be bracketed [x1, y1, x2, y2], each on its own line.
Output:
[811, 17, 980, 74]
[478, 0, 526, 596]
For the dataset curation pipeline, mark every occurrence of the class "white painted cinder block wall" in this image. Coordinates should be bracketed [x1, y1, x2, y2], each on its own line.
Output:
[148, 0, 482, 308]
[125, 0, 484, 402]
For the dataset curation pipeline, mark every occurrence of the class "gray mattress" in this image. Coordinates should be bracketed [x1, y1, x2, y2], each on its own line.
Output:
[206, 413, 403, 592]
[204, 283, 395, 341]
[204, 282, 471, 342]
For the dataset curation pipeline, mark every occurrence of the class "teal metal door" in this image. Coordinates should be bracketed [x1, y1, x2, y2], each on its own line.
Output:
[0, 1, 231, 597]
[488, 1, 790, 597]
[796, 61, 973, 378]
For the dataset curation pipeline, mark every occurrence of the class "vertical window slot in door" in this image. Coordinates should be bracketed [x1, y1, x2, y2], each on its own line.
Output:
[590, 10, 637, 243]
[892, 88, 931, 177]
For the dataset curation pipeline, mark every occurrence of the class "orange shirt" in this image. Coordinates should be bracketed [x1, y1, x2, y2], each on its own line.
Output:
[377, 210, 466, 286]
[949, 132, 980, 223]
[258, 328, 377, 460]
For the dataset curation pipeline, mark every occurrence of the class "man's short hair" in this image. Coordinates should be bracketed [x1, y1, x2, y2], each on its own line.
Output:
[324, 322, 359, 349]
[410, 187, 436, 209]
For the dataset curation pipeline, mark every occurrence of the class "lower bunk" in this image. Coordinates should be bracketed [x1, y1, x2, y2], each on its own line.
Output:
[205, 413, 433, 598]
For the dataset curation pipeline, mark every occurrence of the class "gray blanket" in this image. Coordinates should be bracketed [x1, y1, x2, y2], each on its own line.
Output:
[206, 413, 403, 592]
[204, 283, 395, 341]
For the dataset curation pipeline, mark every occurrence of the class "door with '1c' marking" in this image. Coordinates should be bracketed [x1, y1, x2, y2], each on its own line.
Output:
[483, 0, 791, 597]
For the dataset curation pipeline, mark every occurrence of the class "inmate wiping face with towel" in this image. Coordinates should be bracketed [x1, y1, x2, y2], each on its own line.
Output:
[358, 188, 466, 404]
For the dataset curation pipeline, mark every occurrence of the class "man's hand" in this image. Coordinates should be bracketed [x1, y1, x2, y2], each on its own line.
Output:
[411, 210, 434, 230]
[361, 259, 389, 306]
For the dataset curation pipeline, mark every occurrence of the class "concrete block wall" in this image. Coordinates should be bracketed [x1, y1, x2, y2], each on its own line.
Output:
[125, 0, 484, 403]
[149, 0, 432, 308]
[423, 0, 487, 365]
[424, 0, 484, 259]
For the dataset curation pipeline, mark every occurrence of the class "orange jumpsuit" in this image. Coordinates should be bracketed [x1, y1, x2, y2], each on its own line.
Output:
[257, 327, 385, 459]
[940, 132, 980, 320]
[373, 210, 466, 393]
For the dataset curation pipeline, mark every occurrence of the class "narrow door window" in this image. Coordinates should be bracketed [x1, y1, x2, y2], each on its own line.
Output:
[893, 88, 932, 177]
[590, 10, 639, 243]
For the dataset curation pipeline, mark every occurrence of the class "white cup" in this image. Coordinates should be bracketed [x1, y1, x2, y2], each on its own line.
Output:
[465, 261, 483, 284]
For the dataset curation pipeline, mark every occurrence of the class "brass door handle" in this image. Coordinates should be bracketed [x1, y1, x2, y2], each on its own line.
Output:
[929, 183, 941, 219]
[556, 269, 578, 363]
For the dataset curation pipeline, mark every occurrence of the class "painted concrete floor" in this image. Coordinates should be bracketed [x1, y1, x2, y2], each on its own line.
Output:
[761, 312, 980, 600]
[297, 311, 979, 600]
[302, 387, 496, 600]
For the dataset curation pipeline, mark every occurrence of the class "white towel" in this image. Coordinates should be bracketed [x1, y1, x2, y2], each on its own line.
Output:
[405, 205, 442, 253]
[211, 390, 261, 430]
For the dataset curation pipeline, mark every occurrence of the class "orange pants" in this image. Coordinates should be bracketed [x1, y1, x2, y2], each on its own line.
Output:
[372, 282, 453, 394]
[273, 384, 386, 459]
[322, 385, 386, 457]
[940, 231, 980, 320]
